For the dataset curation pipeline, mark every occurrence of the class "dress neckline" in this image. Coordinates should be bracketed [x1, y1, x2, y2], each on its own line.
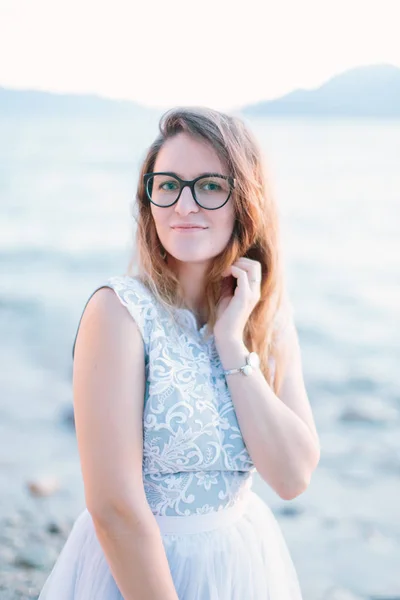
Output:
[175, 307, 210, 336]
[125, 275, 211, 337]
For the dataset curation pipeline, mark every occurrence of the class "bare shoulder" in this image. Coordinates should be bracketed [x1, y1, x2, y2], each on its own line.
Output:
[74, 285, 145, 366]
[72, 285, 147, 517]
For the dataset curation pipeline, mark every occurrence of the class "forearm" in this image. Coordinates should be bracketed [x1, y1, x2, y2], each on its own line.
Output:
[216, 337, 319, 499]
[91, 504, 178, 600]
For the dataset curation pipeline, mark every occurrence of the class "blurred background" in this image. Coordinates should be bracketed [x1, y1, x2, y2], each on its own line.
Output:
[1, 1, 399, 598]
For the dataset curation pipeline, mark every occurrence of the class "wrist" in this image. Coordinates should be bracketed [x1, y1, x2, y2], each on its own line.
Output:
[217, 343, 260, 378]
[214, 335, 246, 353]
[215, 338, 249, 370]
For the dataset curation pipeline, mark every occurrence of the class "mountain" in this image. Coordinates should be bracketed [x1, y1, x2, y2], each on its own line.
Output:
[1, 63, 400, 118]
[240, 64, 400, 118]
[0, 87, 153, 117]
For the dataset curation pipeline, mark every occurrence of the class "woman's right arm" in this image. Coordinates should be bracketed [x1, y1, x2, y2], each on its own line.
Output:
[73, 287, 179, 600]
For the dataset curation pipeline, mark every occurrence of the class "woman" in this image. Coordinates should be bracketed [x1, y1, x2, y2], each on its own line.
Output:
[38, 106, 320, 599]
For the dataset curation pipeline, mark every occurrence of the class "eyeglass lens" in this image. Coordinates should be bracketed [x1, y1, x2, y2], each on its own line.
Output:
[146, 175, 231, 209]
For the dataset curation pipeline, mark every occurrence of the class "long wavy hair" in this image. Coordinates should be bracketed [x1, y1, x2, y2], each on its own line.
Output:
[127, 106, 290, 395]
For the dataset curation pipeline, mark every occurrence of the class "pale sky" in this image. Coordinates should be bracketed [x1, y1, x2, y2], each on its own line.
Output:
[0, 0, 399, 111]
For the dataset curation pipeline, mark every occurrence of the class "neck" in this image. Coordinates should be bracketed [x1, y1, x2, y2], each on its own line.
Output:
[169, 257, 210, 320]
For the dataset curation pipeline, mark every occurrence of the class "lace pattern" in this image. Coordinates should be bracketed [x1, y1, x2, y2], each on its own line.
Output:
[73, 275, 294, 516]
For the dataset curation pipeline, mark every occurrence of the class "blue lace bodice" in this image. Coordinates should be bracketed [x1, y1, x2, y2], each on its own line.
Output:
[73, 275, 293, 516]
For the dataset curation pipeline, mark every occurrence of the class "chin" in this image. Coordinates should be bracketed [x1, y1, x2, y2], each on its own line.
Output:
[167, 249, 215, 264]
[173, 254, 212, 264]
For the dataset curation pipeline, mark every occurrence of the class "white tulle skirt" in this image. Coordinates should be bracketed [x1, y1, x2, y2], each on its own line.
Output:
[38, 490, 303, 599]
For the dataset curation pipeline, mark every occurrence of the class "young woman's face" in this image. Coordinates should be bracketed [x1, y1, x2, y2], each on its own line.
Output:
[150, 132, 236, 266]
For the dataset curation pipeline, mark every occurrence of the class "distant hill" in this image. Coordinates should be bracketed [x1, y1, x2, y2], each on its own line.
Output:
[0, 87, 153, 117]
[240, 64, 400, 118]
[1, 63, 400, 118]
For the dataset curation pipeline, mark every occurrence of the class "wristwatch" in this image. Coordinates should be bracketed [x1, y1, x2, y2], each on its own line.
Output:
[223, 351, 260, 377]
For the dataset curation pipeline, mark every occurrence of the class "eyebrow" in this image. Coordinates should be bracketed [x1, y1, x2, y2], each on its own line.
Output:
[155, 171, 228, 179]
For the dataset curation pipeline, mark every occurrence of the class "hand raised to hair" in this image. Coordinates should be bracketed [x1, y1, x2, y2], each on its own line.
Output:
[213, 257, 262, 343]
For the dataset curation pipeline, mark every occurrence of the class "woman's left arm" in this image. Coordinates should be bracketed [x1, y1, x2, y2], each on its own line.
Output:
[215, 325, 321, 501]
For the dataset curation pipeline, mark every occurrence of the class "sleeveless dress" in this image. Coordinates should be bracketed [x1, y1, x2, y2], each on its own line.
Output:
[38, 274, 303, 600]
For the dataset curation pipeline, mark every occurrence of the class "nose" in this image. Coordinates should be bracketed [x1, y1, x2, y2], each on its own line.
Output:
[174, 184, 200, 215]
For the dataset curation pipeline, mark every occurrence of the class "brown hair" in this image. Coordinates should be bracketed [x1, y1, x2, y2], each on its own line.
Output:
[127, 106, 290, 395]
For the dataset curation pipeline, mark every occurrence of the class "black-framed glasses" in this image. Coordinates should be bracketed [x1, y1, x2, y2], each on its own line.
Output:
[143, 172, 236, 210]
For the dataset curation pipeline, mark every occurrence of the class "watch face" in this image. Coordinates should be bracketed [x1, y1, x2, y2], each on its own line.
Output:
[248, 352, 260, 368]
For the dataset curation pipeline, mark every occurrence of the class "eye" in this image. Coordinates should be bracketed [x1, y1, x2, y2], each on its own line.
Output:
[199, 180, 222, 191]
[159, 180, 179, 191]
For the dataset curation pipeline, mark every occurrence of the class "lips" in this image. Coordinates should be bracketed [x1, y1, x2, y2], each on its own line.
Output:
[171, 226, 207, 230]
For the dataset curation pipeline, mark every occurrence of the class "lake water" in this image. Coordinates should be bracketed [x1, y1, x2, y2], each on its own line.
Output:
[1, 113, 399, 598]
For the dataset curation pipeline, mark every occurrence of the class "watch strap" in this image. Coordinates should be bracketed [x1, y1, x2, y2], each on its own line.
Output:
[223, 351, 260, 377]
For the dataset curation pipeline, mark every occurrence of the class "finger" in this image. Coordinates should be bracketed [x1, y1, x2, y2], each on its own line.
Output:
[230, 266, 250, 299]
[235, 257, 259, 265]
[232, 268, 262, 290]
[235, 257, 261, 268]
[232, 258, 262, 281]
